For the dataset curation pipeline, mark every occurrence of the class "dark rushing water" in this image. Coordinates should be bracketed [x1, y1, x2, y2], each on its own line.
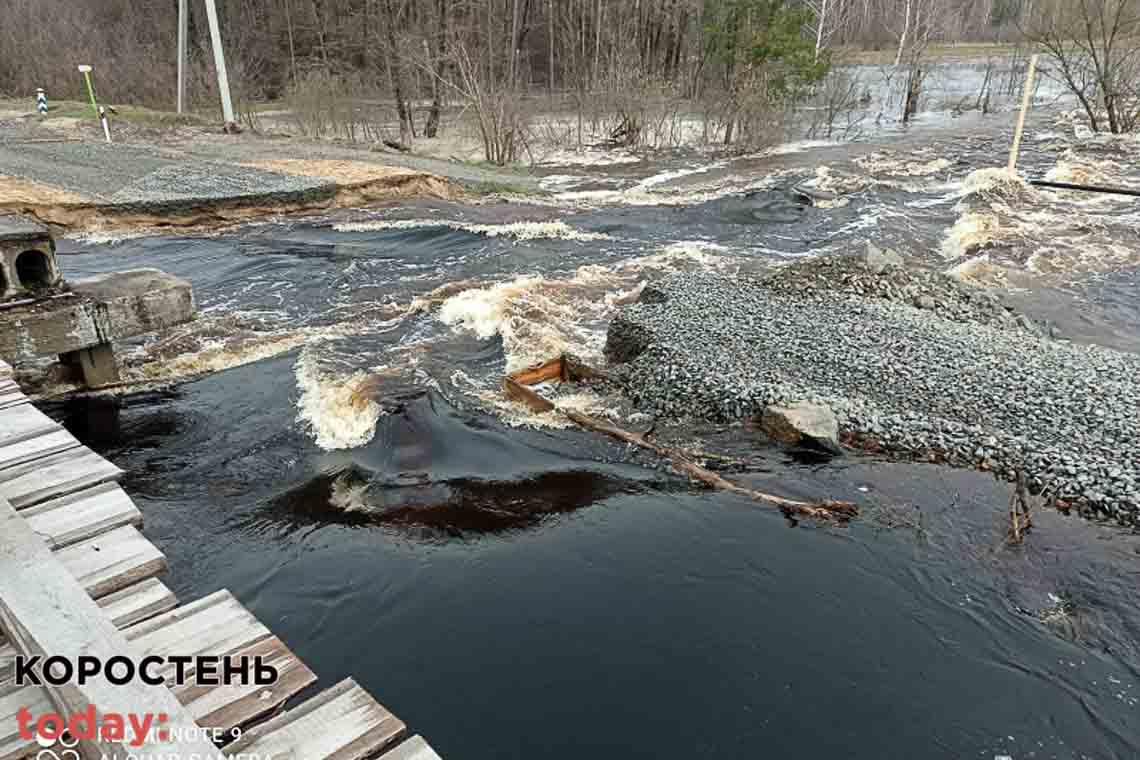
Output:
[40, 122, 1140, 759]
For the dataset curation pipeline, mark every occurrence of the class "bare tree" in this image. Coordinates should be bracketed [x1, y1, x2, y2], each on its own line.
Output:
[1027, 0, 1140, 133]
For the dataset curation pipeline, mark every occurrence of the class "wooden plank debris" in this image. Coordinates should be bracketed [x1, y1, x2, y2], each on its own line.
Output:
[0, 496, 220, 760]
[55, 524, 167, 599]
[226, 678, 406, 760]
[0, 446, 122, 509]
[503, 354, 858, 521]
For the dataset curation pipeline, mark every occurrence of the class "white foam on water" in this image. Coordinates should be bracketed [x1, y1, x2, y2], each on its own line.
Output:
[959, 167, 1030, 200]
[536, 148, 642, 167]
[940, 210, 1003, 259]
[67, 229, 156, 246]
[944, 253, 1009, 287]
[623, 240, 735, 272]
[433, 239, 740, 375]
[437, 274, 602, 372]
[123, 329, 310, 385]
[759, 138, 840, 157]
[333, 218, 609, 242]
[538, 174, 593, 192]
[633, 163, 725, 191]
[855, 151, 952, 177]
[294, 348, 384, 450]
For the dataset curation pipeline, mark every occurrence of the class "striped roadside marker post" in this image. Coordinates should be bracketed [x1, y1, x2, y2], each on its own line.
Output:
[77, 64, 98, 118]
[98, 106, 112, 144]
[36, 88, 47, 116]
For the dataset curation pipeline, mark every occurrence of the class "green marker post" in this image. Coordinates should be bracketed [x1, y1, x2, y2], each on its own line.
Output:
[77, 65, 98, 118]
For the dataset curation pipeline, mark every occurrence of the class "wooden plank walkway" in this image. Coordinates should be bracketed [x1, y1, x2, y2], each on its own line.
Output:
[0, 358, 444, 760]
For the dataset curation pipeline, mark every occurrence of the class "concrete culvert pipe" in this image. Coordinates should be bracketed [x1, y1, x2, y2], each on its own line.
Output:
[15, 250, 51, 290]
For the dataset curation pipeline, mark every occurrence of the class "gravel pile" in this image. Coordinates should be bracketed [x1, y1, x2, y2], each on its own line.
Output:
[605, 270, 1140, 523]
[764, 243, 1057, 337]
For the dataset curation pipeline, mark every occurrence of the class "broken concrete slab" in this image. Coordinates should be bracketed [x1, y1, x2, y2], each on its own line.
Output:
[0, 269, 194, 385]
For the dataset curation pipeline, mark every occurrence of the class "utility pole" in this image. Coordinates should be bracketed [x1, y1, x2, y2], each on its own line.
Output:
[176, 0, 187, 113]
[202, 0, 237, 131]
[1008, 54, 1039, 174]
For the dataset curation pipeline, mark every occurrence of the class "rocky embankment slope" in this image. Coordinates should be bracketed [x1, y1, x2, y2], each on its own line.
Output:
[605, 246, 1140, 523]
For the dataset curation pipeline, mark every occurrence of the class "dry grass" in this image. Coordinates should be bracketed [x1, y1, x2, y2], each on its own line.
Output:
[243, 159, 420, 185]
[0, 175, 89, 205]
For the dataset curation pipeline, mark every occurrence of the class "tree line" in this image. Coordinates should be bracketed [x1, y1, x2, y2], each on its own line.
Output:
[1, 0, 1137, 158]
[0, 0, 1030, 108]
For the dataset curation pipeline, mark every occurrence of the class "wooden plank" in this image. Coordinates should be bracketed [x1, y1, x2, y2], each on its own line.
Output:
[24, 481, 142, 549]
[0, 387, 22, 407]
[1, 585, 317, 760]
[125, 590, 270, 664]
[124, 590, 316, 733]
[177, 635, 317, 732]
[0, 578, 177, 681]
[0, 446, 122, 509]
[0, 497, 220, 760]
[226, 678, 407, 760]
[54, 524, 167, 599]
[0, 403, 59, 449]
[381, 736, 444, 760]
[96, 577, 179, 629]
[0, 428, 82, 471]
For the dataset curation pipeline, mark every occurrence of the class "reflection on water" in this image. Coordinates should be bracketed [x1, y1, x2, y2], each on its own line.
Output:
[258, 467, 654, 536]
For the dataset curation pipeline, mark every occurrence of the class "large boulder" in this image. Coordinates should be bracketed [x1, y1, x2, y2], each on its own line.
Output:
[760, 401, 842, 454]
[604, 313, 656, 364]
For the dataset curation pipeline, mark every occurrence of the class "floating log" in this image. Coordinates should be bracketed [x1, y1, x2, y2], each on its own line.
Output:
[1029, 179, 1140, 197]
[504, 355, 858, 522]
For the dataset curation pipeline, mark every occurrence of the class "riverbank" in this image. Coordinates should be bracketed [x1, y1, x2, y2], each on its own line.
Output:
[604, 251, 1140, 524]
[0, 114, 536, 231]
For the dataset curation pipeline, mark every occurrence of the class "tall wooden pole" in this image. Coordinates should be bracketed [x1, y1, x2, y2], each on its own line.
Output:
[1008, 54, 1039, 173]
[177, 0, 187, 113]
[203, 0, 236, 129]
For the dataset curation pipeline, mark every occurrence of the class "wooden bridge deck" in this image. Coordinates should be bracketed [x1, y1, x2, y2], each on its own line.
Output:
[0, 359, 443, 760]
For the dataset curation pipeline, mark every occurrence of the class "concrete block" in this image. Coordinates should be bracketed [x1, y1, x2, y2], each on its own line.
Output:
[65, 343, 120, 388]
[0, 269, 194, 365]
[0, 214, 63, 301]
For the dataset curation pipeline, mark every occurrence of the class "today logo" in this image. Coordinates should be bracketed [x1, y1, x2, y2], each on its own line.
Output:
[35, 731, 80, 760]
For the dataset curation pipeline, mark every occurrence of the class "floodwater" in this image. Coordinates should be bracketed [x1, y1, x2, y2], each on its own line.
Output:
[37, 76, 1140, 759]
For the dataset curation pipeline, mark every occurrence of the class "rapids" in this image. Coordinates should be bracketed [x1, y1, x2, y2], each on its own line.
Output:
[36, 97, 1140, 759]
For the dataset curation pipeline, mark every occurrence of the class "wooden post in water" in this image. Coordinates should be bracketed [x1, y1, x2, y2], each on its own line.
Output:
[1008, 53, 1039, 174]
